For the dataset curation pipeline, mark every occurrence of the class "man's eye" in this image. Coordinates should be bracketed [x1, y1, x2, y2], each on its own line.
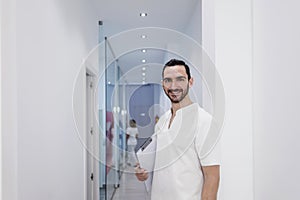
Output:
[164, 79, 171, 83]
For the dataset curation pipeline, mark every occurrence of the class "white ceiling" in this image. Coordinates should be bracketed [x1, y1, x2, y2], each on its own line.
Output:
[91, 0, 201, 84]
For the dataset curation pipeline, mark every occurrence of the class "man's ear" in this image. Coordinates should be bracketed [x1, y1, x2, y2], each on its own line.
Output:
[189, 77, 194, 87]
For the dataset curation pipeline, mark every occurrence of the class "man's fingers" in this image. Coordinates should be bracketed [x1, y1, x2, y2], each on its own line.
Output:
[134, 167, 149, 181]
[134, 163, 140, 171]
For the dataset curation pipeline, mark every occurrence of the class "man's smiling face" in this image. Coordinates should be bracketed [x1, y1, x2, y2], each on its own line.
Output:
[162, 65, 193, 103]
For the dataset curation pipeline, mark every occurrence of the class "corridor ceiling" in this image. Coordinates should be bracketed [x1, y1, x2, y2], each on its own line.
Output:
[91, 0, 200, 84]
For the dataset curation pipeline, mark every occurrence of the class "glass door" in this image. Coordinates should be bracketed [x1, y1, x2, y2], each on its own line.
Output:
[99, 37, 125, 200]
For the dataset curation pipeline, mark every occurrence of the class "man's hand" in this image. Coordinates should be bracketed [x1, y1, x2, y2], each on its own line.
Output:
[135, 164, 149, 181]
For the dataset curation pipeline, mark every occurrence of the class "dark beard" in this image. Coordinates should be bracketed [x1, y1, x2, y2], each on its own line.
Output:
[164, 86, 189, 103]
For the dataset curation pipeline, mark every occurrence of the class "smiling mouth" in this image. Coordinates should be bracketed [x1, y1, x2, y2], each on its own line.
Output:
[168, 89, 182, 97]
[168, 89, 182, 93]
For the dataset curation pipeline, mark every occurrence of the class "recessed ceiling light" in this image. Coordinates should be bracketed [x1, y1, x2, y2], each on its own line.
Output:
[142, 77, 146, 81]
[142, 67, 146, 71]
[140, 13, 147, 17]
[141, 49, 147, 53]
[142, 72, 146, 76]
[142, 59, 146, 63]
[141, 35, 147, 39]
[142, 81, 146, 84]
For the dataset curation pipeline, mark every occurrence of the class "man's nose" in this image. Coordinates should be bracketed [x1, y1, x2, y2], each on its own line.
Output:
[169, 80, 178, 89]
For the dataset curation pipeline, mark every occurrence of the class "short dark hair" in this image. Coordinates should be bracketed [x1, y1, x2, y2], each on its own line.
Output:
[129, 119, 136, 127]
[162, 59, 191, 80]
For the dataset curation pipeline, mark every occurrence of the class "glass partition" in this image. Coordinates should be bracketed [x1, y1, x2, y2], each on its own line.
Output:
[99, 38, 126, 200]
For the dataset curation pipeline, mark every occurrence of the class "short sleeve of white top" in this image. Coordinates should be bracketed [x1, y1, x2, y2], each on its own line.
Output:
[151, 103, 221, 200]
[194, 111, 221, 167]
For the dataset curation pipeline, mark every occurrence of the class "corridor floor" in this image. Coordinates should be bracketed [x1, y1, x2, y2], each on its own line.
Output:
[112, 166, 150, 200]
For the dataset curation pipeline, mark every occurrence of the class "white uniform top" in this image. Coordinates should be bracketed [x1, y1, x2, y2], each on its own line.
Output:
[126, 127, 138, 146]
[151, 103, 221, 200]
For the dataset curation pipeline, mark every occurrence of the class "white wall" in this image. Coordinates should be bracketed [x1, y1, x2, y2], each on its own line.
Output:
[184, 0, 202, 44]
[1, 0, 18, 199]
[203, 1, 300, 199]
[253, 1, 300, 199]
[201, 0, 215, 114]
[2, 0, 98, 199]
[0, 0, 2, 198]
[213, 0, 254, 199]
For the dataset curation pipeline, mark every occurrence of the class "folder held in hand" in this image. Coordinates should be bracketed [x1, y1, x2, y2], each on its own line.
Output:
[136, 134, 157, 193]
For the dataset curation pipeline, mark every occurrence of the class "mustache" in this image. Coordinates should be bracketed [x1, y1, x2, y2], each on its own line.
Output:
[168, 89, 182, 93]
